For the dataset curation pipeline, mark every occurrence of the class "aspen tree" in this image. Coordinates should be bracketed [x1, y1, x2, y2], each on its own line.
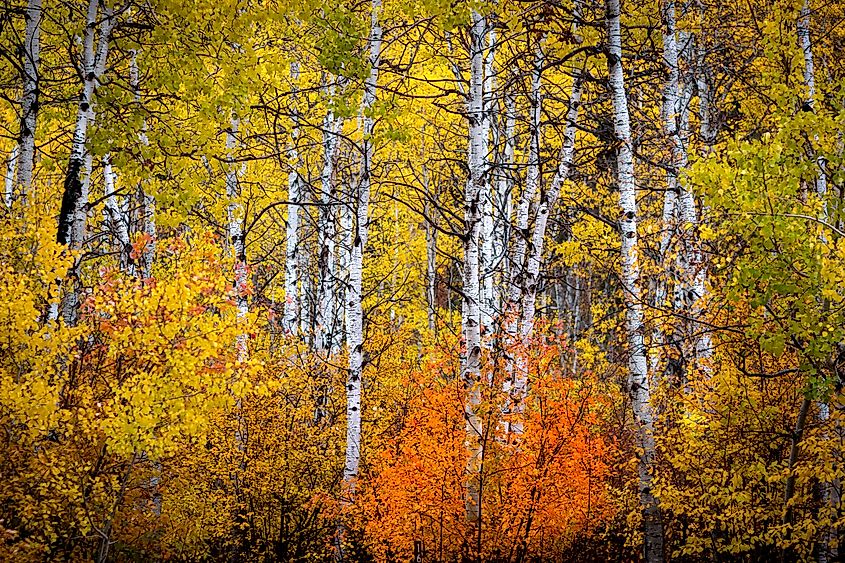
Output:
[424, 172, 438, 336]
[799, 0, 827, 205]
[17, 0, 41, 196]
[463, 8, 486, 529]
[3, 146, 17, 208]
[606, 0, 664, 559]
[226, 117, 248, 362]
[503, 33, 544, 436]
[521, 1, 584, 345]
[494, 89, 515, 293]
[317, 79, 343, 353]
[797, 3, 838, 560]
[102, 154, 133, 274]
[479, 19, 496, 333]
[130, 49, 156, 279]
[54, 0, 116, 324]
[284, 61, 303, 336]
[521, 73, 582, 341]
[651, 0, 688, 379]
[343, 0, 382, 503]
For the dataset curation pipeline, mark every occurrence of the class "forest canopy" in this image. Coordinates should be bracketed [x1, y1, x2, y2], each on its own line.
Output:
[1, 0, 845, 561]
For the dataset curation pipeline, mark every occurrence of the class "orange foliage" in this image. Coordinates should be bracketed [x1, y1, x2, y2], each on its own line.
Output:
[360, 334, 614, 562]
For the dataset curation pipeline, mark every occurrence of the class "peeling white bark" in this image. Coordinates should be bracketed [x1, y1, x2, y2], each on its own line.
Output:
[494, 90, 515, 293]
[651, 0, 685, 378]
[299, 219, 312, 339]
[425, 172, 438, 335]
[58, 0, 111, 245]
[799, 4, 839, 560]
[142, 191, 156, 279]
[799, 0, 828, 204]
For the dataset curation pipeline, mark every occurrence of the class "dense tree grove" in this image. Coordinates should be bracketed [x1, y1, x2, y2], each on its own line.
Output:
[1, 0, 845, 560]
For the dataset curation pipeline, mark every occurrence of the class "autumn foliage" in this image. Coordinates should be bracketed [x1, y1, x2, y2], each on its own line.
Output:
[361, 335, 613, 561]
[4, 0, 845, 561]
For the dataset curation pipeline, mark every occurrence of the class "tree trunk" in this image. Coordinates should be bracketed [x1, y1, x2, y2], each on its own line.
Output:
[344, 0, 381, 498]
[130, 50, 156, 279]
[103, 154, 133, 275]
[503, 34, 544, 436]
[317, 79, 343, 354]
[798, 0, 828, 205]
[17, 0, 41, 196]
[226, 117, 248, 363]
[463, 9, 486, 529]
[520, 72, 582, 341]
[606, 0, 664, 560]
[299, 208, 313, 341]
[58, 0, 113, 246]
[425, 183, 438, 336]
[4, 145, 17, 208]
[651, 0, 686, 380]
[54, 0, 115, 325]
[494, 90, 515, 298]
[336, 5, 382, 560]
[284, 61, 303, 336]
[798, 3, 839, 559]
[479, 22, 496, 335]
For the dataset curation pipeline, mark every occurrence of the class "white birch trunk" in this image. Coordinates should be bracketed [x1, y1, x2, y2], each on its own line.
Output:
[317, 80, 342, 353]
[520, 73, 582, 341]
[672, 16, 704, 370]
[463, 9, 486, 527]
[103, 154, 133, 274]
[339, 173, 352, 337]
[494, 90, 515, 293]
[425, 174, 438, 335]
[799, 0, 828, 203]
[343, 0, 381, 504]
[799, 3, 839, 560]
[57, 0, 111, 246]
[335, 4, 382, 560]
[606, 0, 664, 559]
[525, 34, 544, 227]
[299, 218, 312, 339]
[694, 13, 715, 152]
[284, 61, 302, 336]
[517, 35, 546, 324]
[692, 25, 715, 363]
[226, 118, 248, 363]
[141, 192, 156, 278]
[507, 37, 544, 312]
[129, 50, 155, 279]
[60, 148, 92, 325]
[53, 0, 114, 324]
[4, 145, 18, 208]
[17, 0, 41, 195]
[479, 22, 496, 334]
[502, 36, 544, 433]
[651, 0, 685, 378]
